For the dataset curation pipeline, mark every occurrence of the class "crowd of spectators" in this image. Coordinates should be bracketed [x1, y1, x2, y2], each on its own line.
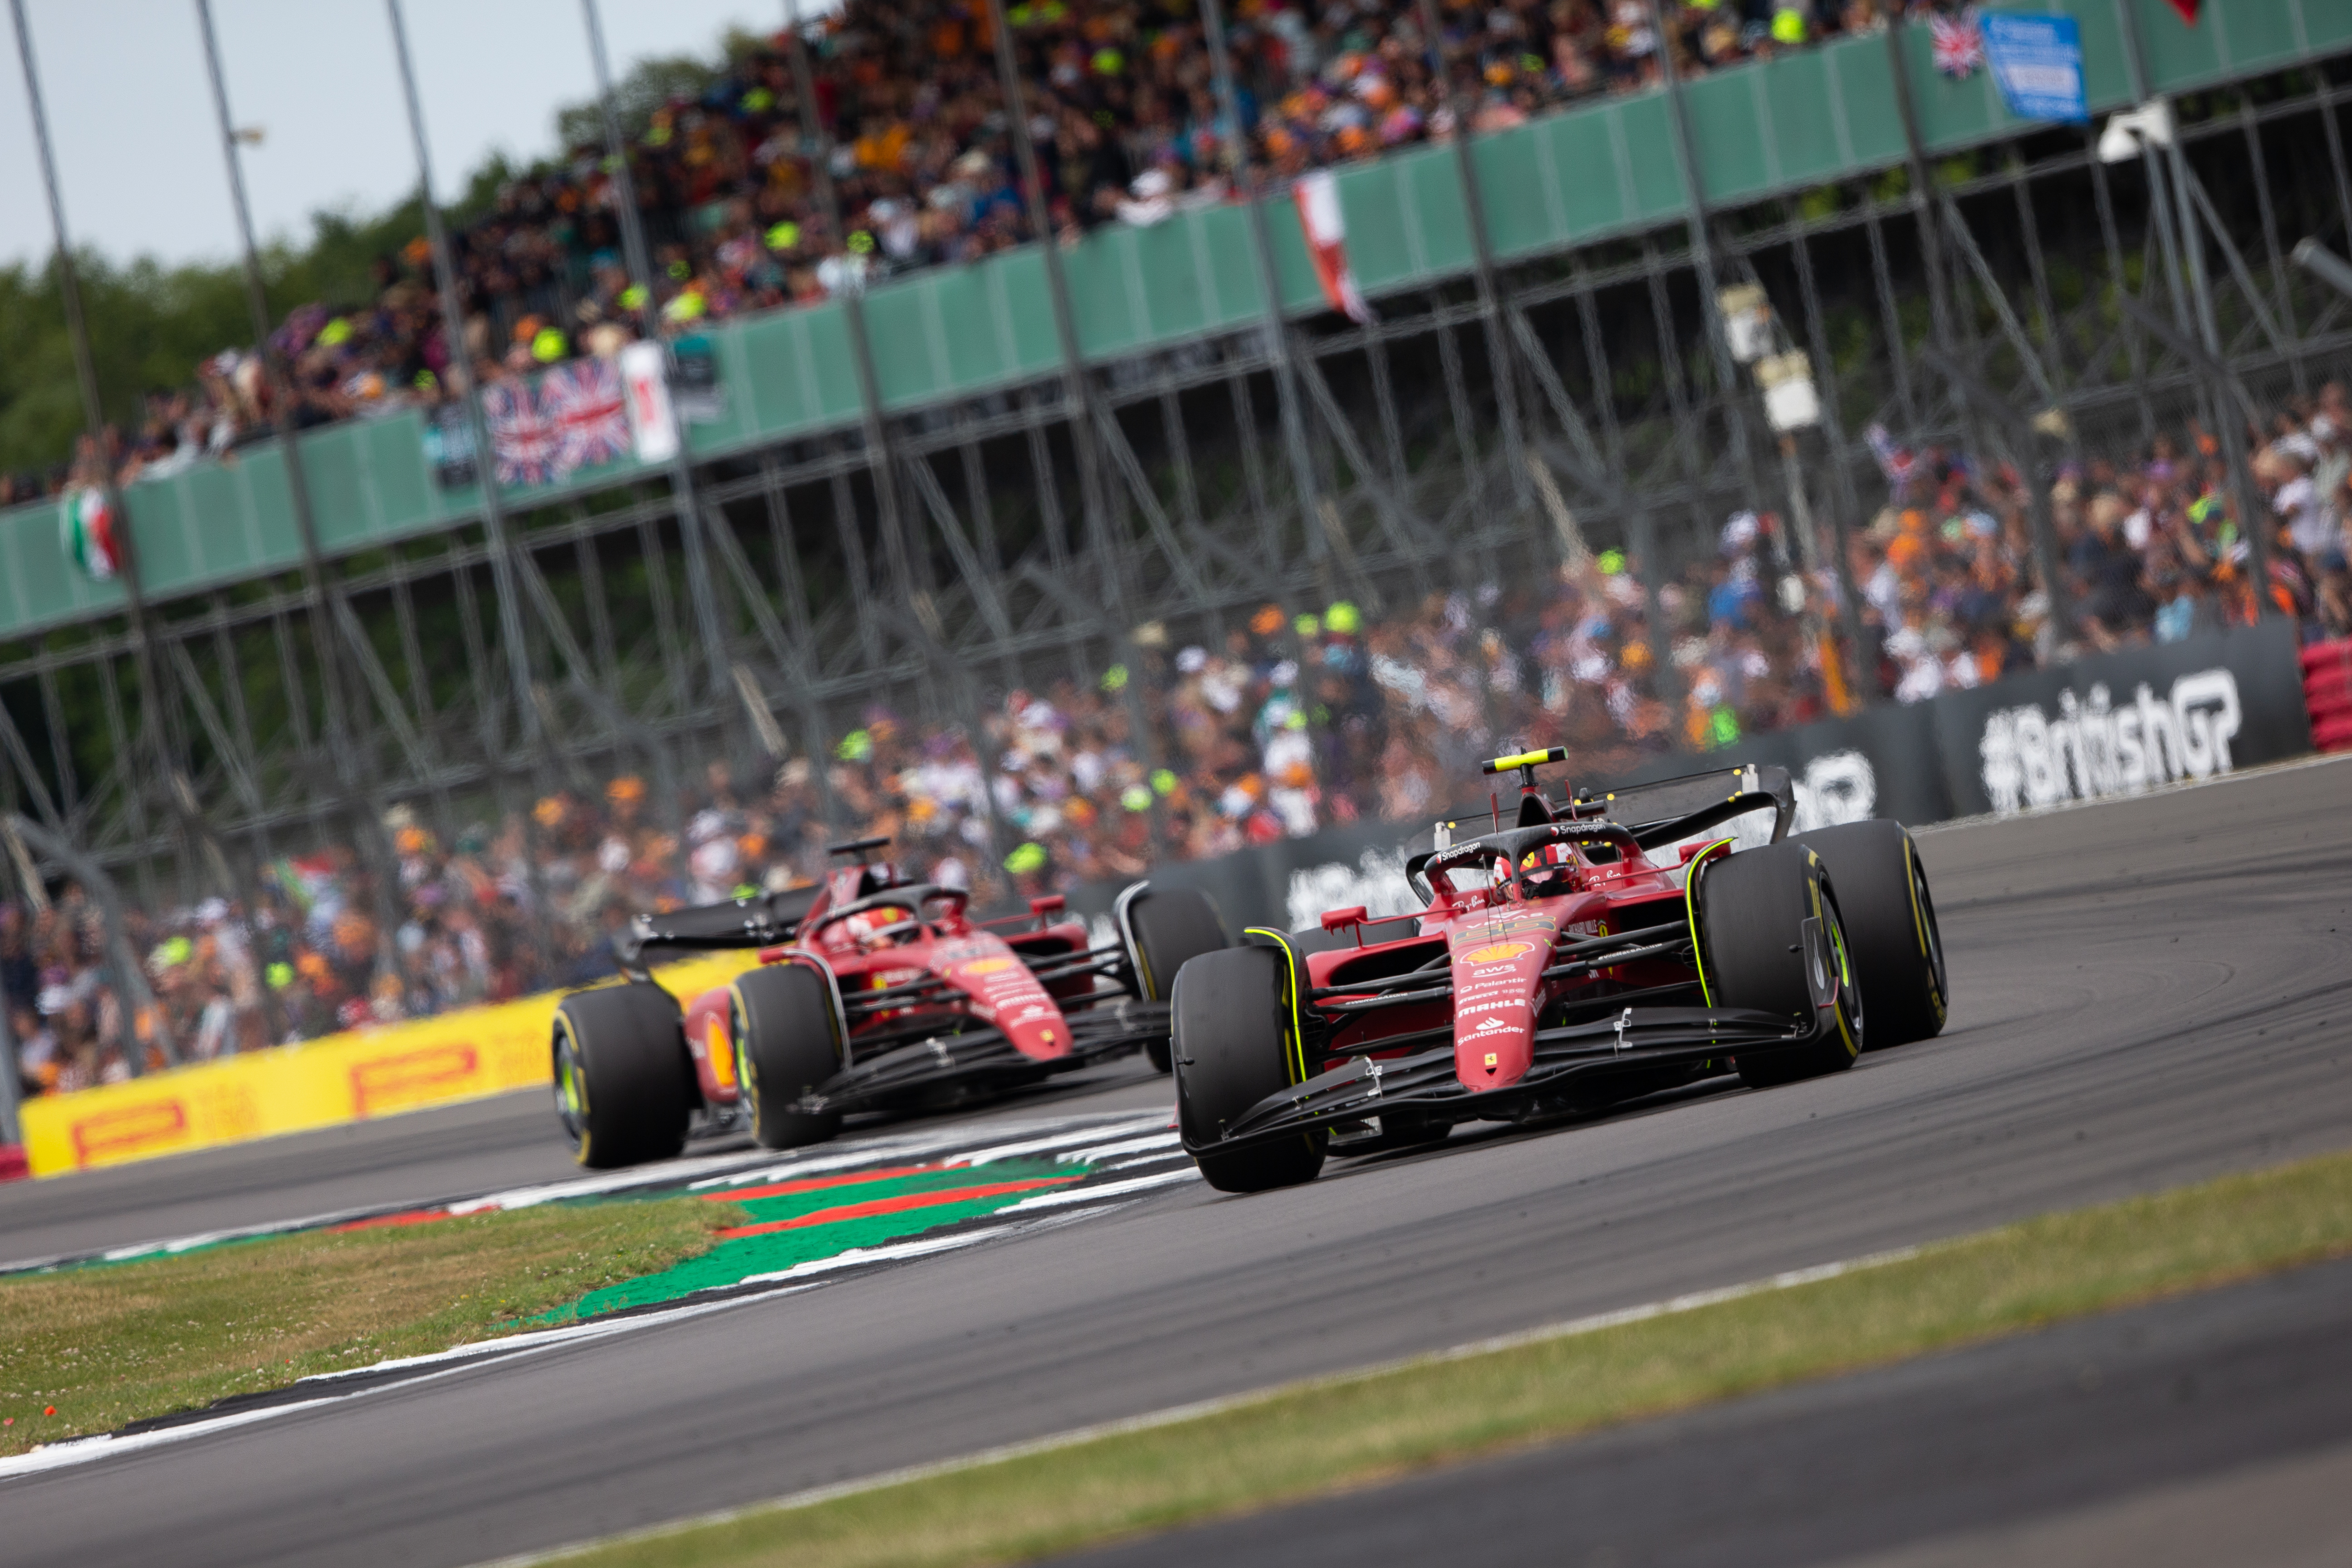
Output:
[5, 0, 1955, 504]
[10, 392, 2348, 1101]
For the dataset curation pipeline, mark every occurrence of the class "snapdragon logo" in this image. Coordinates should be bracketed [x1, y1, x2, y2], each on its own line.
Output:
[1977, 671, 2241, 814]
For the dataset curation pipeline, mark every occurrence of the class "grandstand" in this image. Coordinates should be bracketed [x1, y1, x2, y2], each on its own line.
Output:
[4, 0, 2352, 1083]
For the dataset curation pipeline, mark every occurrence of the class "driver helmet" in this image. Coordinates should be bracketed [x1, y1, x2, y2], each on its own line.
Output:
[1518, 840, 1578, 893]
[844, 904, 913, 946]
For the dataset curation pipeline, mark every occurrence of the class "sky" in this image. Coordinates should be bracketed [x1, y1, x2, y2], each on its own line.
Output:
[0, 0, 795, 271]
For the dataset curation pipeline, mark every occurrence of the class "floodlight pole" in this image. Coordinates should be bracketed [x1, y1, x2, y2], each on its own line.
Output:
[984, 0, 1169, 858]
[387, 0, 567, 973]
[2107, 0, 2270, 617]
[1195, 0, 1328, 578]
[580, 0, 734, 708]
[9, 0, 209, 930]
[385, 0, 542, 751]
[194, 0, 405, 931]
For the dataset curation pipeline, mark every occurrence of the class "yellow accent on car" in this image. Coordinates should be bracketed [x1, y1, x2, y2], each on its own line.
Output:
[1243, 928, 1313, 1088]
[1681, 838, 1737, 1008]
[706, 1014, 737, 1091]
[1482, 745, 1567, 773]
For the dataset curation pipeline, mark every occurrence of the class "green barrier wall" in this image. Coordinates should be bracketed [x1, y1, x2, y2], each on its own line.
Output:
[3, 0, 2343, 642]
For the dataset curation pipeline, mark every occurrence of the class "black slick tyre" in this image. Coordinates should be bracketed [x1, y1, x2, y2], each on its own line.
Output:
[1124, 886, 1230, 1073]
[1174, 945, 1324, 1192]
[552, 983, 693, 1169]
[1694, 843, 1864, 1089]
[1794, 818, 1947, 1048]
[735, 964, 846, 1150]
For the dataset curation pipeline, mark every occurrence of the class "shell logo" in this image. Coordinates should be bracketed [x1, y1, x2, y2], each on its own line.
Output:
[960, 956, 1017, 976]
[1461, 940, 1534, 964]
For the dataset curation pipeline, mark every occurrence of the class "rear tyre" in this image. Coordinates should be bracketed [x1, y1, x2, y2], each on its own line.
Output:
[553, 983, 693, 1169]
[1694, 843, 1864, 1090]
[1125, 886, 1230, 1073]
[735, 964, 846, 1150]
[1794, 819, 1947, 1049]
[1174, 945, 1324, 1192]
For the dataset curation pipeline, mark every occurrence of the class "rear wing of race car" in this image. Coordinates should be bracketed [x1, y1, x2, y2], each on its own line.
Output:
[1570, 763, 1795, 849]
[1429, 764, 1794, 857]
[614, 884, 823, 978]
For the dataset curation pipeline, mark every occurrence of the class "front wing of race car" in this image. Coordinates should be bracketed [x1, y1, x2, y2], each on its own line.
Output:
[801, 991, 1174, 1113]
[787, 941, 1170, 1114]
[1185, 916, 1848, 1156]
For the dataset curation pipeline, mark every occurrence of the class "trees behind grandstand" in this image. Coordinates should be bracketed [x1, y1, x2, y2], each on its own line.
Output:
[0, 26, 767, 485]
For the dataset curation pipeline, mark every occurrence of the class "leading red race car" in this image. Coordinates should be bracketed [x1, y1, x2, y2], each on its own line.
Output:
[1171, 750, 1948, 1192]
[550, 837, 1230, 1167]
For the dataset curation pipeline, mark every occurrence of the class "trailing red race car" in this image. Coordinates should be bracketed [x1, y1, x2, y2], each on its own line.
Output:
[550, 837, 1229, 1168]
[1172, 750, 1948, 1192]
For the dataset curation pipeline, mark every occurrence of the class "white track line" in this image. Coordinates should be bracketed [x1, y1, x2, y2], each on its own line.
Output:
[5, 1112, 1172, 1275]
[0, 1284, 817, 1483]
[689, 1110, 1171, 1193]
[1053, 1132, 1182, 1164]
[470, 1244, 1923, 1568]
[0, 1206, 1122, 1485]
[998, 1167, 1200, 1211]
[941, 1112, 1175, 1168]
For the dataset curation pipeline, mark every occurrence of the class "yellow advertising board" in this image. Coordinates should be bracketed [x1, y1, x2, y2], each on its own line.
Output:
[19, 956, 752, 1178]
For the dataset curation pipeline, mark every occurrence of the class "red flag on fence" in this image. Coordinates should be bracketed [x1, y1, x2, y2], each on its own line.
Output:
[2164, 0, 2201, 25]
[1293, 171, 1373, 326]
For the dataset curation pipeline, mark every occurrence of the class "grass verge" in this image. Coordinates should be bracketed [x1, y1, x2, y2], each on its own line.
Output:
[0, 1196, 740, 1456]
[541, 1147, 2352, 1568]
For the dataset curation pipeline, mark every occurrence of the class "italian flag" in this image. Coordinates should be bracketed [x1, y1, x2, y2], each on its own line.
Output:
[1294, 171, 1374, 326]
[60, 486, 122, 581]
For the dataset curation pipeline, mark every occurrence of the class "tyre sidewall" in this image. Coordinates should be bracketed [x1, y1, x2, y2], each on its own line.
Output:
[1126, 885, 1230, 1001]
[1174, 944, 1324, 1190]
[1695, 843, 1862, 1086]
[735, 963, 846, 1150]
[1793, 818, 1948, 1047]
[553, 983, 692, 1169]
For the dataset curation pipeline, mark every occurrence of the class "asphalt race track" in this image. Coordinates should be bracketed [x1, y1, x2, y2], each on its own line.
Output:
[4, 757, 2348, 1568]
[1054, 1252, 2352, 1568]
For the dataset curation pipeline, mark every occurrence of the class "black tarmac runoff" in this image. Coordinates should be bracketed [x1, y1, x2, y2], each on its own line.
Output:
[2, 757, 2347, 1568]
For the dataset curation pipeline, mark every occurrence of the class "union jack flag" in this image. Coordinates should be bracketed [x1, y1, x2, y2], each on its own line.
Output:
[483, 379, 558, 489]
[538, 357, 632, 478]
[1931, 10, 1985, 80]
[1864, 423, 1919, 500]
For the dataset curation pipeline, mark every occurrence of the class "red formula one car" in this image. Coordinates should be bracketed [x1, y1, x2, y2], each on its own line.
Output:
[1172, 750, 1948, 1192]
[550, 838, 1230, 1168]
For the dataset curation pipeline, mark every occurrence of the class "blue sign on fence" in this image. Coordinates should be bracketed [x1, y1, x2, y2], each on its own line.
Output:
[1982, 12, 2089, 124]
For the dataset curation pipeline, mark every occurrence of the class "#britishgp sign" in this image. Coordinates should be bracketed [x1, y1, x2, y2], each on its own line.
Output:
[1983, 11, 2088, 125]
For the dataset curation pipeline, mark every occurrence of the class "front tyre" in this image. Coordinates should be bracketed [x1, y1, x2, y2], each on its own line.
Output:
[553, 983, 693, 1169]
[1123, 885, 1230, 1073]
[1174, 945, 1324, 1192]
[1695, 843, 1864, 1089]
[735, 964, 846, 1151]
[1794, 818, 1947, 1049]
